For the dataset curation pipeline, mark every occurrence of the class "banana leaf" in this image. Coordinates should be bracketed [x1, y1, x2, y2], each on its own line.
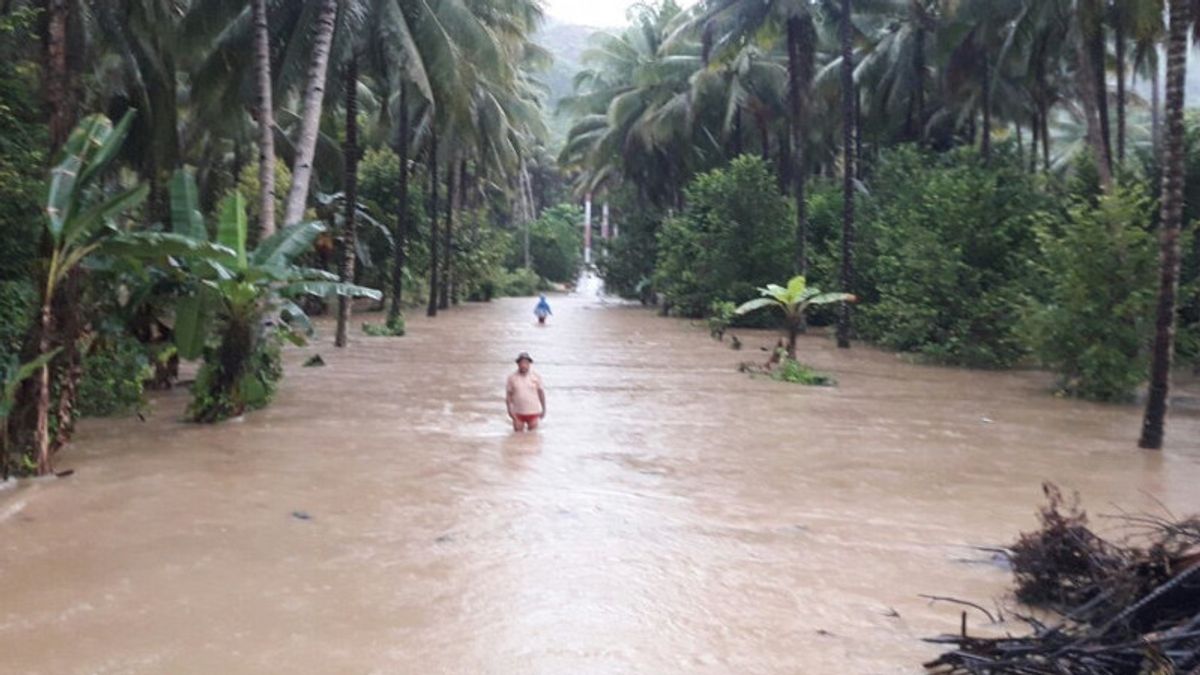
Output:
[252, 221, 326, 269]
[64, 184, 150, 247]
[217, 192, 248, 269]
[101, 231, 238, 264]
[173, 292, 214, 361]
[169, 170, 208, 240]
[281, 280, 382, 301]
[735, 297, 778, 315]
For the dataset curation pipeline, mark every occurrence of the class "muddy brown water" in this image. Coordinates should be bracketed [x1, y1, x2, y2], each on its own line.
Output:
[3, 288, 1199, 674]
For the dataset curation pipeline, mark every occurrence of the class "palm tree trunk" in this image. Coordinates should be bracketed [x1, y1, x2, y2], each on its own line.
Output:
[1075, 17, 1113, 188]
[252, 0, 277, 238]
[1115, 19, 1126, 165]
[520, 158, 532, 269]
[980, 55, 991, 162]
[1152, 63, 1162, 154]
[281, 0, 338, 226]
[1091, 24, 1114, 173]
[786, 16, 814, 280]
[388, 81, 410, 324]
[733, 107, 744, 157]
[1041, 103, 1052, 172]
[453, 158, 466, 305]
[1139, 0, 1190, 450]
[439, 153, 454, 310]
[914, 24, 926, 142]
[335, 56, 359, 348]
[757, 112, 770, 163]
[855, 89, 863, 179]
[1029, 111, 1039, 173]
[836, 0, 855, 350]
[44, 0, 72, 151]
[426, 129, 440, 318]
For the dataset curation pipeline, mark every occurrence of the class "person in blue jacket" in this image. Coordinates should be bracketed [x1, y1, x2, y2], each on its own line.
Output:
[534, 294, 552, 325]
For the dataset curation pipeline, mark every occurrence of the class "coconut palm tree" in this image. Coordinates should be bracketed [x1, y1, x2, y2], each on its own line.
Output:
[335, 54, 360, 348]
[559, 2, 712, 205]
[1139, 0, 1191, 450]
[44, 0, 72, 149]
[837, 0, 855, 349]
[281, 0, 339, 226]
[252, 0, 278, 238]
[690, 0, 821, 276]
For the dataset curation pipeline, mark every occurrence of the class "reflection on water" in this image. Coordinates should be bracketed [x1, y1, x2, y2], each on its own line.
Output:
[1, 294, 1198, 674]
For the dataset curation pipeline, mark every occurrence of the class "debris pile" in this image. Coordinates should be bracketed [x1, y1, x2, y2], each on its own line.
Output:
[925, 484, 1200, 674]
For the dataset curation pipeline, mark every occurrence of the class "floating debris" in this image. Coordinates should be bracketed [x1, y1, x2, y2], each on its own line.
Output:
[924, 483, 1200, 674]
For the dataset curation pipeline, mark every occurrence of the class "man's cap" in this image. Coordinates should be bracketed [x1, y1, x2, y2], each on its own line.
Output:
[516, 352, 534, 363]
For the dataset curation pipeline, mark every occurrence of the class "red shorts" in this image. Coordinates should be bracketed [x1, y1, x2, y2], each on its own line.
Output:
[514, 413, 540, 427]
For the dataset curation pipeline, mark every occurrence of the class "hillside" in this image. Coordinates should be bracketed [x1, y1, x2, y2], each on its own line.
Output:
[535, 18, 604, 150]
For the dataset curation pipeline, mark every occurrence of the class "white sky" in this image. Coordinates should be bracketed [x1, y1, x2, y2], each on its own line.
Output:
[544, 0, 697, 27]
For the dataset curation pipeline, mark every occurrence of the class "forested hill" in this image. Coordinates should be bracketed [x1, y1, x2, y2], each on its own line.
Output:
[535, 17, 601, 149]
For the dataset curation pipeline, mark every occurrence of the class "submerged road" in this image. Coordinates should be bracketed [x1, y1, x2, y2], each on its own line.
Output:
[3, 287, 1199, 673]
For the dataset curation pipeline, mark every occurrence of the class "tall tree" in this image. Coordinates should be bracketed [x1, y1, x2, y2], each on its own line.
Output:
[44, 0, 72, 150]
[837, 0, 855, 349]
[439, 151, 455, 310]
[1076, 0, 1114, 188]
[335, 55, 359, 348]
[1113, 0, 1128, 164]
[252, 0, 277, 238]
[388, 80, 410, 324]
[785, 13, 815, 278]
[427, 129, 440, 318]
[1138, 0, 1190, 450]
[281, 0, 339, 226]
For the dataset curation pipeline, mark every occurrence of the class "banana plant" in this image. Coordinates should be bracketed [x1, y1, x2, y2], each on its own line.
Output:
[735, 276, 856, 359]
[166, 170, 381, 422]
[28, 112, 229, 475]
[1, 350, 60, 479]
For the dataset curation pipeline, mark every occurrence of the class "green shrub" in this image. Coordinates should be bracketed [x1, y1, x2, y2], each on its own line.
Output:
[855, 145, 1048, 368]
[804, 182, 852, 327]
[708, 300, 736, 340]
[771, 358, 836, 386]
[0, 10, 45, 282]
[362, 315, 406, 337]
[189, 338, 283, 423]
[357, 148, 430, 297]
[1023, 185, 1157, 401]
[453, 209, 515, 302]
[594, 188, 663, 302]
[497, 268, 543, 297]
[78, 332, 153, 418]
[229, 159, 293, 244]
[656, 156, 793, 317]
[0, 280, 33, 363]
[527, 203, 584, 283]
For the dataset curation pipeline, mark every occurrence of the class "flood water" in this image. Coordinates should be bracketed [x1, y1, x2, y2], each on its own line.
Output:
[3, 289, 1199, 674]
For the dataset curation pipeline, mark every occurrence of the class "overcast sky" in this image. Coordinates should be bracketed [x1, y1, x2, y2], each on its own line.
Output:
[544, 0, 697, 27]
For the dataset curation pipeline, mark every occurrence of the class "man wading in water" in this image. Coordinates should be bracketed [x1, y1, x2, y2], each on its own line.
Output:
[507, 352, 546, 432]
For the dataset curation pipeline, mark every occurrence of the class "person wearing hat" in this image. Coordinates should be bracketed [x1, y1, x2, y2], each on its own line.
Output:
[506, 352, 546, 431]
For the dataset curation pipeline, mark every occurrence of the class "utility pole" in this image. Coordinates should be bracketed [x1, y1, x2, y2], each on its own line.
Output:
[584, 193, 593, 264]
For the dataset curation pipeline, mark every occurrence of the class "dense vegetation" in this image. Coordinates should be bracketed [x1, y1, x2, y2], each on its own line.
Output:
[561, 0, 1199, 448]
[0, 0, 1197, 476]
[0, 0, 575, 476]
